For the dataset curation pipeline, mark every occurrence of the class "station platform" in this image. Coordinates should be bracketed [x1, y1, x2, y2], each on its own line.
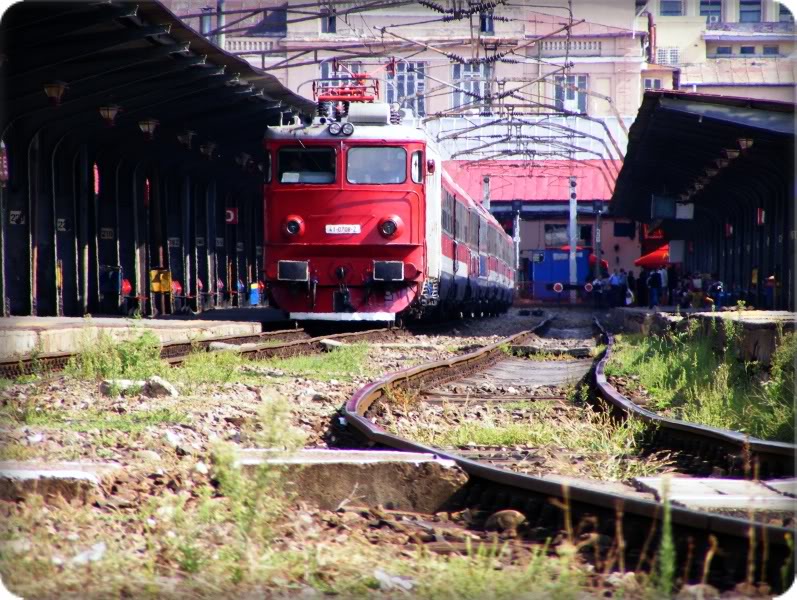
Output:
[158, 306, 288, 324]
[610, 307, 795, 365]
[0, 316, 263, 362]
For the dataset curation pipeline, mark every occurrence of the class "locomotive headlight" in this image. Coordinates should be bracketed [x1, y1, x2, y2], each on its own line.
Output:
[379, 220, 397, 236]
[283, 215, 305, 237]
[341, 122, 355, 136]
[378, 216, 402, 238]
[328, 122, 342, 136]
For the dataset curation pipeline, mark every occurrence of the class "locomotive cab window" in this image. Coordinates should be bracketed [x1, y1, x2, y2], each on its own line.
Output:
[411, 151, 423, 183]
[347, 147, 406, 184]
[278, 147, 336, 184]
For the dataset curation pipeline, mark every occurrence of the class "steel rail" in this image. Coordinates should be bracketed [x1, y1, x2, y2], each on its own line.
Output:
[0, 327, 304, 378]
[593, 319, 796, 477]
[342, 319, 793, 589]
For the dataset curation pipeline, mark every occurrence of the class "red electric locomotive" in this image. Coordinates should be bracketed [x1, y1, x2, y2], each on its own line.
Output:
[263, 77, 514, 322]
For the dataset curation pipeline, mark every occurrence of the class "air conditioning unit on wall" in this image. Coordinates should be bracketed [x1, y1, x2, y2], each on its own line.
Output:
[708, 15, 720, 23]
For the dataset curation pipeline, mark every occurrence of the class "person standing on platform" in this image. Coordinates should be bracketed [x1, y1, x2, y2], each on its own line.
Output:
[658, 265, 669, 305]
[609, 270, 621, 307]
[627, 271, 636, 305]
[647, 268, 662, 308]
[667, 265, 678, 306]
[637, 269, 648, 308]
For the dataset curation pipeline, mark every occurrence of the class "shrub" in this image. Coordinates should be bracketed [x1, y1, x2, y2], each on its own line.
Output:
[66, 330, 165, 381]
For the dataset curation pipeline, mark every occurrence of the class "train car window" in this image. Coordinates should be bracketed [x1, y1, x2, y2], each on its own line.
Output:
[347, 147, 407, 184]
[479, 218, 487, 250]
[278, 147, 336, 184]
[411, 151, 423, 183]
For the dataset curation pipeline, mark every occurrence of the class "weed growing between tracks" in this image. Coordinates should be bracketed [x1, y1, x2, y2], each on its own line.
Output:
[606, 327, 796, 442]
[382, 397, 672, 482]
[65, 330, 167, 381]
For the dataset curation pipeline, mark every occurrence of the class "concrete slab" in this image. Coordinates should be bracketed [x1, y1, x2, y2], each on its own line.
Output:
[158, 307, 287, 323]
[0, 316, 262, 360]
[235, 449, 468, 512]
[633, 477, 797, 511]
[762, 478, 797, 497]
[0, 461, 120, 503]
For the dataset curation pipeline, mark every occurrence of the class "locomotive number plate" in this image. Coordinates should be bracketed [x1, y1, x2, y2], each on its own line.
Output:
[325, 224, 360, 234]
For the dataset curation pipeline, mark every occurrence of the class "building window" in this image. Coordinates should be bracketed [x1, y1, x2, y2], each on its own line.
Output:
[763, 45, 780, 55]
[740, 45, 756, 54]
[387, 62, 426, 117]
[480, 11, 495, 34]
[644, 78, 663, 89]
[544, 224, 568, 247]
[554, 74, 588, 113]
[715, 46, 732, 54]
[780, 3, 794, 22]
[739, 0, 761, 22]
[655, 46, 680, 65]
[699, 0, 722, 22]
[660, 0, 683, 16]
[452, 63, 492, 112]
[613, 222, 636, 238]
[320, 61, 362, 90]
[579, 225, 593, 245]
[320, 10, 336, 33]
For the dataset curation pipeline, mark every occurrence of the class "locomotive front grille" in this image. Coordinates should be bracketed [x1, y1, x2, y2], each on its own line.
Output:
[373, 261, 404, 282]
[277, 260, 309, 282]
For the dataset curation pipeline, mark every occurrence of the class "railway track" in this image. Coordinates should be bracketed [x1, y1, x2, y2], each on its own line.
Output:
[0, 327, 403, 378]
[342, 315, 795, 591]
[593, 319, 796, 479]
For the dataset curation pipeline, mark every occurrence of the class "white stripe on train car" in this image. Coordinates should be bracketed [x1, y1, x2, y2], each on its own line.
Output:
[290, 312, 396, 321]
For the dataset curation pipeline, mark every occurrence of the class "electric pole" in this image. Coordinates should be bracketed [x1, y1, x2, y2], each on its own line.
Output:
[568, 176, 578, 303]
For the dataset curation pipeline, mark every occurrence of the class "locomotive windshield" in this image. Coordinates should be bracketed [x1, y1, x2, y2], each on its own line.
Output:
[347, 147, 406, 184]
[278, 147, 336, 184]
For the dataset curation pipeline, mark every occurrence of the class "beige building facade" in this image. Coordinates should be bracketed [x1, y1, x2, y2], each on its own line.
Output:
[163, 0, 793, 278]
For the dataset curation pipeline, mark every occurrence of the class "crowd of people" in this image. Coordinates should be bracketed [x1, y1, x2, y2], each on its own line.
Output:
[590, 264, 728, 310]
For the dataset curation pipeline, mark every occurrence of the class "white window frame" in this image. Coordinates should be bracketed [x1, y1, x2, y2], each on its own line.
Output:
[319, 61, 362, 94]
[452, 63, 491, 113]
[644, 78, 663, 90]
[386, 62, 426, 117]
[659, 0, 683, 16]
[554, 74, 588, 114]
[656, 47, 680, 65]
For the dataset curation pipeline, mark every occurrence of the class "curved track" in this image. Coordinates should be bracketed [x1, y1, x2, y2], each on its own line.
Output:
[594, 320, 795, 478]
[343, 317, 795, 591]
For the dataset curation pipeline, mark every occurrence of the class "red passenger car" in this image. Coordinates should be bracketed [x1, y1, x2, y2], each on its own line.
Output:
[263, 98, 514, 322]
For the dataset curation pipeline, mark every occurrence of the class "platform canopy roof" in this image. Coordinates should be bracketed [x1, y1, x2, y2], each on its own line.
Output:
[444, 160, 622, 204]
[610, 90, 794, 234]
[0, 1, 315, 167]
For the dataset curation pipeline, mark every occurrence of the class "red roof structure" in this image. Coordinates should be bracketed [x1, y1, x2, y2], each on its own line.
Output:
[444, 160, 622, 203]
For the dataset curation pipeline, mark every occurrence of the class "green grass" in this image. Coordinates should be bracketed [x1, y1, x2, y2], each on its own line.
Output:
[65, 330, 167, 381]
[264, 343, 370, 380]
[0, 405, 187, 433]
[395, 401, 668, 481]
[170, 343, 370, 391]
[606, 327, 795, 442]
[173, 350, 246, 387]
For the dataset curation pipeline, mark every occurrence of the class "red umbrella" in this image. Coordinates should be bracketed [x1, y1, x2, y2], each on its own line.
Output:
[634, 244, 670, 268]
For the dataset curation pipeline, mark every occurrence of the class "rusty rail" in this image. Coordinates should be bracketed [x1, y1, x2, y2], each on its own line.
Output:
[593, 319, 796, 478]
[342, 318, 794, 591]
